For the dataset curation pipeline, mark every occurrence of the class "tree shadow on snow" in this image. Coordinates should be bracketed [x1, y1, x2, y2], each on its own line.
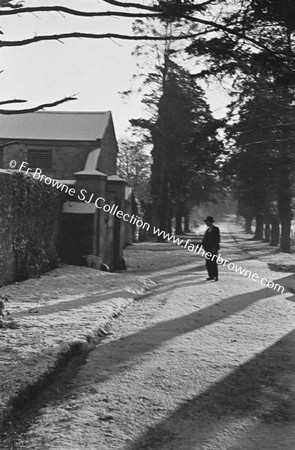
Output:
[52, 273, 295, 393]
[12, 290, 137, 318]
[127, 328, 295, 450]
[6, 274, 295, 441]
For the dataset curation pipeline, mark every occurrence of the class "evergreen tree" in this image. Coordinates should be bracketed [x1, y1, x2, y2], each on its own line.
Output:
[225, 78, 295, 251]
[128, 16, 223, 233]
[132, 57, 222, 234]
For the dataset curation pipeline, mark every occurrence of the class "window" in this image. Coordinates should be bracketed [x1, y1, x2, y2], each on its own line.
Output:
[28, 148, 52, 171]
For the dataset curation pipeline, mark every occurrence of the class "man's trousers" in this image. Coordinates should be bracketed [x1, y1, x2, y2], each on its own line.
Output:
[206, 253, 218, 279]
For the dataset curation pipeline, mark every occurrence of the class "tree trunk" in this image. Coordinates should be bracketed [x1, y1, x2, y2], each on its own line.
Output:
[264, 220, 270, 242]
[159, 180, 169, 233]
[244, 216, 252, 234]
[184, 214, 190, 233]
[175, 212, 183, 235]
[147, 204, 155, 238]
[278, 156, 292, 252]
[253, 213, 264, 240]
[270, 217, 280, 246]
[167, 215, 172, 234]
[280, 218, 291, 252]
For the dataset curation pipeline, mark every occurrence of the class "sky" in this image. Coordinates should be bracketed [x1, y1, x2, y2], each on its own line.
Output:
[0, 0, 230, 139]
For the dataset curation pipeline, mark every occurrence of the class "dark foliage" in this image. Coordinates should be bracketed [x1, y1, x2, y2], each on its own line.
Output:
[12, 172, 63, 280]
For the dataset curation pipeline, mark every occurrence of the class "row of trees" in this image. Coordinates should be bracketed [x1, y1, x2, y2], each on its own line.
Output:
[225, 79, 295, 252]
[220, 2, 295, 252]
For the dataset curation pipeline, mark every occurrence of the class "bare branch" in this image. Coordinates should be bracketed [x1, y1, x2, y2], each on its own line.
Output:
[182, 15, 295, 73]
[0, 95, 76, 114]
[0, 1, 291, 73]
[243, 138, 295, 146]
[102, 0, 217, 13]
[102, 0, 157, 12]
[0, 5, 160, 19]
[0, 31, 202, 47]
[237, 122, 295, 136]
[182, 14, 293, 62]
[0, 4, 289, 73]
[0, 98, 26, 105]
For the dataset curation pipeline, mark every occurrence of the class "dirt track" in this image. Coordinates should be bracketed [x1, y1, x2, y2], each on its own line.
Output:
[1, 223, 295, 449]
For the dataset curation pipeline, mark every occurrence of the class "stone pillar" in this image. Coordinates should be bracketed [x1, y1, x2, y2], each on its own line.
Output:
[106, 175, 127, 269]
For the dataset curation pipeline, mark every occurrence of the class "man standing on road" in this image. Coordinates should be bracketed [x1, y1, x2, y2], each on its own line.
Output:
[202, 216, 220, 281]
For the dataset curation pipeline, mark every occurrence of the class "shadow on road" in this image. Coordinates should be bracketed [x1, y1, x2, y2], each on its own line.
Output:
[39, 273, 295, 398]
[127, 328, 295, 450]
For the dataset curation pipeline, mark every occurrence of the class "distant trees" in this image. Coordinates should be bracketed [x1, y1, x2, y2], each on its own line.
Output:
[225, 78, 295, 252]
[184, 0, 295, 252]
[117, 137, 151, 203]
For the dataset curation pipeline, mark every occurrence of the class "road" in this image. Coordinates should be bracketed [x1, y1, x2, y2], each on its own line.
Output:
[2, 224, 295, 449]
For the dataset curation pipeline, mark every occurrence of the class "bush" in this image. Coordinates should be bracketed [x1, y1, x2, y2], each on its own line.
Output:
[12, 172, 63, 281]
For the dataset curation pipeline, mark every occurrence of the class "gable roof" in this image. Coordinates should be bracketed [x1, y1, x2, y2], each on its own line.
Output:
[0, 111, 112, 142]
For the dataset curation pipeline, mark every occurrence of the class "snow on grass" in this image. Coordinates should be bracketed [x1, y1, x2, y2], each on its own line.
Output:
[0, 264, 153, 427]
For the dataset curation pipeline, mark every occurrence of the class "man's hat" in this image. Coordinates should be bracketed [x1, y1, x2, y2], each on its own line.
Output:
[204, 216, 215, 222]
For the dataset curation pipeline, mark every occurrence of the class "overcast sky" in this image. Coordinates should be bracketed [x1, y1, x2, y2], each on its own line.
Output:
[0, 0, 230, 138]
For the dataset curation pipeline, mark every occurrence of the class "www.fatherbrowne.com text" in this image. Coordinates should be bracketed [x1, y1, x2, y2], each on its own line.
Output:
[14, 160, 284, 294]
[152, 228, 284, 294]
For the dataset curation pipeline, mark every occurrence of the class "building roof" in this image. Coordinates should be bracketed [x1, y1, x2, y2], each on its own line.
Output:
[0, 111, 112, 142]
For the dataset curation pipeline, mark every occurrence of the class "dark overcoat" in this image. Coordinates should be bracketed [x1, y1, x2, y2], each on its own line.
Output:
[202, 225, 220, 253]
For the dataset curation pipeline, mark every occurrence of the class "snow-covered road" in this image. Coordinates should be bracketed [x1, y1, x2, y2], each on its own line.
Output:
[2, 224, 295, 449]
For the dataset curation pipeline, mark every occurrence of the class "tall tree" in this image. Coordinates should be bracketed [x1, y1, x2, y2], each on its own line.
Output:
[130, 24, 222, 233]
[159, 61, 222, 233]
